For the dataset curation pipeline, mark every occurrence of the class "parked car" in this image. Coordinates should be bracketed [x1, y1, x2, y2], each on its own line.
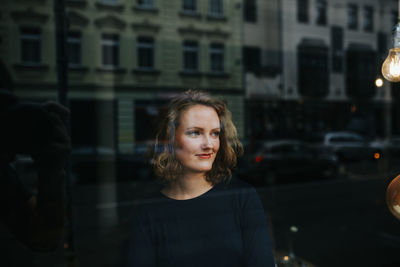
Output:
[370, 136, 400, 159]
[236, 140, 339, 186]
[315, 131, 376, 162]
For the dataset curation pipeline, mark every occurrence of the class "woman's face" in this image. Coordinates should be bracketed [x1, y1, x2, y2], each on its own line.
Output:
[174, 104, 220, 176]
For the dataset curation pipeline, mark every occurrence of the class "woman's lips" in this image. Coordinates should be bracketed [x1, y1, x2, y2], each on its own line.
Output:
[196, 153, 212, 159]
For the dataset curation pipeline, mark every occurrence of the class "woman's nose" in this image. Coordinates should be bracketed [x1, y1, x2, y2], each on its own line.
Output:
[201, 136, 213, 149]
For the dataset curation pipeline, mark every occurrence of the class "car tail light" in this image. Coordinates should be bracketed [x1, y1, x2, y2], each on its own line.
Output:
[255, 155, 263, 163]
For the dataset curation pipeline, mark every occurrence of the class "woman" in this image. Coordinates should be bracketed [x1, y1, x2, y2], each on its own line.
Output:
[127, 90, 275, 267]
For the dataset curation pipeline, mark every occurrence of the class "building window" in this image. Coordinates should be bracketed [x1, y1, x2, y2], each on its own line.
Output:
[68, 32, 82, 67]
[183, 0, 197, 13]
[243, 46, 261, 72]
[298, 44, 329, 97]
[138, 0, 153, 8]
[101, 33, 119, 68]
[137, 37, 154, 69]
[244, 0, 257, 23]
[20, 28, 41, 64]
[331, 26, 343, 73]
[315, 0, 327, 26]
[297, 0, 309, 23]
[209, 0, 223, 17]
[183, 41, 199, 72]
[348, 4, 358, 30]
[346, 49, 376, 98]
[99, 0, 120, 5]
[363, 6, 374, 32]
[210, 43, 224, 72]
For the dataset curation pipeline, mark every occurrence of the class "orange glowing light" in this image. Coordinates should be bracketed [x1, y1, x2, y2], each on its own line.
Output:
[374, 153, 381, 159]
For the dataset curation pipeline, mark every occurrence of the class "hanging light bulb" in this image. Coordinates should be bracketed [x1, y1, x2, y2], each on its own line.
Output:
[386, 174, 400, 221]
[382, 47, 400, 82]
[382, 1, 400, 82]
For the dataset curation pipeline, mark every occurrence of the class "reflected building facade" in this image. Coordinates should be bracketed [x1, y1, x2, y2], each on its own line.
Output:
[0, 0, 244, 156]
[243, 0, 398, 140]
[2, 0, 400, 156]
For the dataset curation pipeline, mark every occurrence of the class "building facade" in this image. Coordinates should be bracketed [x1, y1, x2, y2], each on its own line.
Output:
[243, 0, 400, 140]
[0, 0, 245, 155]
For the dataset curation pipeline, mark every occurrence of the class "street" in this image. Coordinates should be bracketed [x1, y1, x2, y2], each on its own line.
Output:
[12, 159, 400, 267]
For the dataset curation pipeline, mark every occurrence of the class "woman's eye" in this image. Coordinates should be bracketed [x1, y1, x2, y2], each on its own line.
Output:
[187, 131, 200, 136]
[211, 131, 220, 137]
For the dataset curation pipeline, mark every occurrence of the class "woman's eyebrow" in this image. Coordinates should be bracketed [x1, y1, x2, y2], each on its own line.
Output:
[185, 127, 203, 130]
[185, 127, 220, 130]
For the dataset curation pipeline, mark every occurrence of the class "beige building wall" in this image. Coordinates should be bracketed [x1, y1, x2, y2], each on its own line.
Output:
[1, 0, 245, 154]
[281, 0, 396, 101]
[244, 0, 282, 99]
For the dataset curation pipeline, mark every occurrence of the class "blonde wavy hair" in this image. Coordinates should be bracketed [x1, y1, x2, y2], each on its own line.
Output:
[152, 90, 243, 185]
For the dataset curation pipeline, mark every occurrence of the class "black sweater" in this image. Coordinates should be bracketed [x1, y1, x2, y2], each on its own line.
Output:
[127, 178, 275, 267]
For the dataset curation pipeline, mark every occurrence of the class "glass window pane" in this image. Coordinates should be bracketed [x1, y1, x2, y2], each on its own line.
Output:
[68, 32, 82, 66]
[297, 0, 309, 23]
[138, 0, 153, 8]
[137, 37, 154, 69]
[183, 41, 198, 71]
[348, 4, 358, 29]
[20, 28, 41, 64]
[101, 34, 119, 67]
[183, 0, 196, 12]
[210, 0, 223, 16]
[210, 43, 224, 72]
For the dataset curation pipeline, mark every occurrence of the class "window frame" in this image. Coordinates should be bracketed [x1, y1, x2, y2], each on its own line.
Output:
[209, 0, 223, 17]
[183, 0, 197, 13]
[363, 5, 374, 32]
[244, 0, 257, 23]
[183, 40, 199, 72]
[68, 31, 83, 67]
[101, 33, 120, 69]
[297, 0, 309, 23]
[315, 0, 327, 26]
[137, 0, 153, 9]
[20, 27, 42, 65]
[210, 42, 224, 73]
[137, 36, 155, 70]
[348, 4, 358, 30]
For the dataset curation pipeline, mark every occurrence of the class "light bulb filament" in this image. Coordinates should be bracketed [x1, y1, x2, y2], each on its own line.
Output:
[389, 57, 400, 77]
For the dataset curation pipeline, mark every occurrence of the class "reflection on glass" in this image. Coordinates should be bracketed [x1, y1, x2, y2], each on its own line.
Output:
[382, 48, 400, 82]
[387, 174, 400, 220]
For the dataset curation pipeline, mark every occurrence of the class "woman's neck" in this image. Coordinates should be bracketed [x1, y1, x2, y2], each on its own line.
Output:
[162, 173, 213, 200]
